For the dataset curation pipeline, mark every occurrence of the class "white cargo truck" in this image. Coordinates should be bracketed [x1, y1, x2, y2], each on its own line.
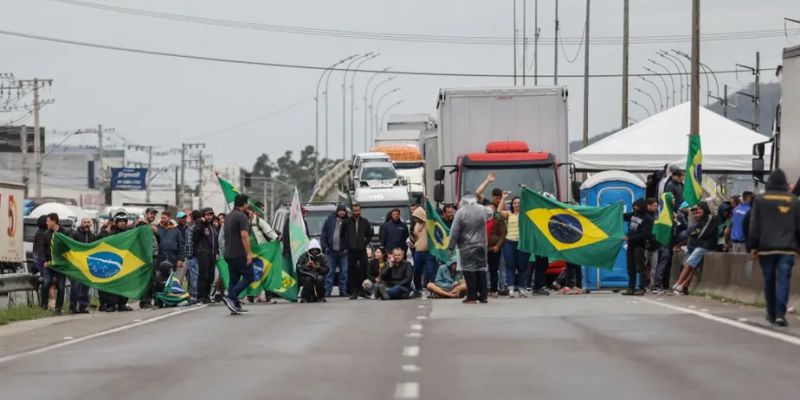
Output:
[0, 182, 25, 272]
[426, 86, 570, 204]
[775, 45, 800, 180]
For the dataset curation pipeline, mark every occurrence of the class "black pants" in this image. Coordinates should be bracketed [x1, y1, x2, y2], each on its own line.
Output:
[138, 257, 160, 306]
[196, 252, 215, 300]
[69, 279, 90, 311]
[300, 274, 326, 302]
[41, 268, 65, 311]
[347, 248, 369, 296]
[99, 291, 128, 307]
[564, 263, 583, 288]
[463, 270, 488, 301]
[627, 246, 648, 290]
[488, 251, 502, 292]
[530, 255, 549, 290]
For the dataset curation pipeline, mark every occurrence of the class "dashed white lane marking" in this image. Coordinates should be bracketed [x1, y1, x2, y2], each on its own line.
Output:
[410, 324, 422, 331]
[416, 316, 427, 320]
[642, 298, 800, 347]
[700, 308, 709, 312]
[0, 305, 209, 364]
[394, 382, 420, 399]
[63, 337, 73, 340]
[133, 319, 142, 322]
[688, 305, 696, 309]
[402, 346, 420, 357]
[406, 332, 423, 338]
[738, 318, 749, 322]
[417, 305, 426, 309]
[402, 364, 421, 372]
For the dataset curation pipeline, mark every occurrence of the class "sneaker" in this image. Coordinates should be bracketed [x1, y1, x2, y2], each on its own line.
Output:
[652, 289, 665, 296]
[235, 306, 249, 314]
[498, 289, 510, 296]
[490, 292, 498, 298]
[766, 314, 776, 324]
[320, 297, 327, 303]
[530, 288, 549, 296]
[348, 295, 358, 300]
[221, 296, 237, 313]
[462, 299, 478, 304]
[117, 305, 133, 312]
[509, 290, 517, 298]
[775, 317, 788, 327]
[139, 302, 153, 309]
[478, 299, 488, 304]
[518, 289, 528, 298]
[673, 288, 684, 296]
[633, 289, 646, 296]
[621, 289, 635, 296]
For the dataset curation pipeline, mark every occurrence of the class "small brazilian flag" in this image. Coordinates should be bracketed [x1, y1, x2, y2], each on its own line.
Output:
[683, 134, 703, 207]
[425, 200, 452, 263]
[50, 225, 154, 299]
[653, 192, 674, 247]
[216, 241, 288, 299]
[519, 188, 624, 269]
[155, 271, 190, 307]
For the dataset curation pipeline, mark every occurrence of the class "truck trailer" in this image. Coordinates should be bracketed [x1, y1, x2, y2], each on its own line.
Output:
[0, 182, 25, 273]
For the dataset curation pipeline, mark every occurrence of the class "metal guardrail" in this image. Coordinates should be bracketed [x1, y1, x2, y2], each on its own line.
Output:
[0, 273, 38, 295]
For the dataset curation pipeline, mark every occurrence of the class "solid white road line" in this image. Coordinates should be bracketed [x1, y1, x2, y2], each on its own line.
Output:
[394, 382, 420, 399]
[0, 305, 209, 364]
[642, 298, 800, 347]
[402, 346, 420, 357]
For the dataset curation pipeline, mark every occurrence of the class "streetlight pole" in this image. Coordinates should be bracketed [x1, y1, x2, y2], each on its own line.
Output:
[670, 49, 690, 101]
[316, 55, 355, 181]
[380, 100, 404, 133]
[675, 50, 714, 105]
[638, 76, 664, 111]
[342, 53, 373, 160]
[374, 87, 401, 139]
[369, 76, 396, 142]
[648, 58, 675, 109]
[349, 53, 379, 157]
[634, 87, 660, 113]
[643, 66, 670, 111]
[658, 50, 684, 107]
[325, 54, 358, 161]
[630, 99, 651, 118]
[363, 67, 391, 152]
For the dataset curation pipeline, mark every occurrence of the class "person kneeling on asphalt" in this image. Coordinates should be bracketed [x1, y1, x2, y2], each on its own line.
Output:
[426, 259, 466, 298]
[297, 239, 329, 303]
[376, 248, 413, 300]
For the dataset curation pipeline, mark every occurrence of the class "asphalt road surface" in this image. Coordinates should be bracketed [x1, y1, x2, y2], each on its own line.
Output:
[1, 294, 799, 400]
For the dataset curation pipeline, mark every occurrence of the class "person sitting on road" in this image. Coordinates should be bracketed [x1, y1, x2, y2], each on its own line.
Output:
[426, 259, 466, 298]
[297, 239, 330, 303]
[376, 248, 414, 300]
[364, 247, 388, 298]
[673, 201, 717, 295]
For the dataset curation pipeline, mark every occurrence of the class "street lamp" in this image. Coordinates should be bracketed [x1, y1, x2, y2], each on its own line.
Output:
[648, 58, 675, 109]
[642, 66, 670, 111]
[342, 53, 374, 160]
[634, 87, 660, 113]
[630, 99, 651, 117]
[658, 50, 684, 106]
[316, 55, 356, 182]
[363, 67, 391, 153]
[349, 53, 379, 158]
[669, 49, 691, 101]
[674, 50, 715, 104]
[374, 88, 401, 139]
[637, 76, 663, 111]
[379, 100, 404, 135]
[368, 76, 396, 142]
[324, 54, 358, 161]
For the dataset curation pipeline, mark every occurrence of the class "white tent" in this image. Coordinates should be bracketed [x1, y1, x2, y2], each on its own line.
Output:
[571, 103, 770, 173]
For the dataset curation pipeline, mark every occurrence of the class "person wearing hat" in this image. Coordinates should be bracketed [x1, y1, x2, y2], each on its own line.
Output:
[426, 258, 466, 298]
[193, 207, 219, 304]
[98, 212, 134, 312]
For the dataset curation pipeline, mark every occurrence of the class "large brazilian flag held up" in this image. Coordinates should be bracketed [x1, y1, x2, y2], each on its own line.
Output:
[425, 199, 452, 263]
[50, 225, 154, 299]
[519, 188, 624, 269]
[683, 134, 703, 207]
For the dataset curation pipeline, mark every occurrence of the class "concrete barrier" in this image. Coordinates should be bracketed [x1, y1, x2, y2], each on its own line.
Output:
[672, 251, 800, 311]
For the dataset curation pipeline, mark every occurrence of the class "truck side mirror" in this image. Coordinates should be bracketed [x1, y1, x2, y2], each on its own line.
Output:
[434, 184, 445, 203]
[434, 168, 445, 181]
[398, 177, 408, 186]
[571, 181, 582, 203]
[752, 158, 765, 183]
[752, 143, 765, 157]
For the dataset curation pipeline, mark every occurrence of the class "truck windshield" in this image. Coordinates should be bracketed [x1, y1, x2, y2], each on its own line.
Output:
[360, 166, 398, 181]
[359, 206, 410, 225]
[460, 165, 558, 198]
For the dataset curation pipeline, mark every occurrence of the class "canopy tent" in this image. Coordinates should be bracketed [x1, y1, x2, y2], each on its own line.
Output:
[571, 103, 770, 173]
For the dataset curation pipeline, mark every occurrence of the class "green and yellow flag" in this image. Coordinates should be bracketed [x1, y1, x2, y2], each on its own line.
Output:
[653, 192, 674, 247]
[217, 174, 265, 216]
[50, 225, 154, 299]
[154, 271, 190, 307]
[683, 134, 703, 206]
[216, 240, 284, 297]
[425, 200, 452, 263]
[519, 188, 624, 269]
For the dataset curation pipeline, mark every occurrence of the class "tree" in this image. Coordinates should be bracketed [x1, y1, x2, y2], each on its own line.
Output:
[246, 146, 338, 204]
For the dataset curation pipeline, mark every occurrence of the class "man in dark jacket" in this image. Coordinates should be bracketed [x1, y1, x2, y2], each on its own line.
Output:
[193, 208, 218, 304]
[343, 204, 372, 299]
[663, 167, 685, 211]
[68, 217, 96, 313]
[673, 201, 717, 295]
[157, 211, 185, 266]
[99, 212, 134, 312]
[376, 247, 413, 300]
[380, 208, 409, 252]
[41, 213, 66, 314]
[623, 199, 655, 295]
[749, 169, 800, 327]
[297, 239, 329, 303]
[31, 215, 48, 275]
[320, 205, 348, 296]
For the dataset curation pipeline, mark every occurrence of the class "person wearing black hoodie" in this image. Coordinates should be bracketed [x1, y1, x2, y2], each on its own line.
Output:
[749, 169, 800, 327]
[68, 217, 96, 313]
[673, 201, 717, 295]
[623, 199, 655, 295]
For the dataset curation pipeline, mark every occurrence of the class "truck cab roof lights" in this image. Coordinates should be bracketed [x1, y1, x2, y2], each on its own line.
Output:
[486, 141, 530, 153]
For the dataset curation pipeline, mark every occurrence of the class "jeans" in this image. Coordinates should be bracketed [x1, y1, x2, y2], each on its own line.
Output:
[386, 285, 411, 299]
[41, 267, 66, 311]
[503, 240, 527, 289]
[69, 278, 90, 311]
[187, 257, 199, 298]
[654, 245, 673, 289]
[413, 251, 437, 292]
[759, 254, 794, 320]
[463, 270, 488, 301]
[324, 250, 348, 295]
[225, 256, 254, 307]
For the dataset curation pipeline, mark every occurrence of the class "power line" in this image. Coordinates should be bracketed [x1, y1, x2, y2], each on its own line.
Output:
[0, 28, 778, 79]
[48, 0, 800, 46]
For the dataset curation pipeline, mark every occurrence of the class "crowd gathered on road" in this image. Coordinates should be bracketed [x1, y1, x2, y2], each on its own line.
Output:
[29, 167, 800, 326]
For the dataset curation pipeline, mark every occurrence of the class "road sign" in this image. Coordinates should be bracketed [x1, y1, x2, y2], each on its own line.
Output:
[110, 168, 148, 191]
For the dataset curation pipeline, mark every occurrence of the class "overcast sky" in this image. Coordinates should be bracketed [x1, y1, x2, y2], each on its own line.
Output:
[1, 0, 798, 177]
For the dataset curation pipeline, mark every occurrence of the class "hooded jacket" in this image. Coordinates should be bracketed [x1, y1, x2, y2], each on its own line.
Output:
[748, 170, 800, 253]
[410, 207, 429, 252]
[627, 198, 655, 248]
[157, 223, 185, 262]
[297, 239, 329, 278]
[687, 202, 718, 250]
[448, 195, 493, 272]
[192, 219, 218, 258]
[32, 215, 49, 260]
[320, 205, 348, 253]
[380, 215, 409, 252]
[664, 177, 685, 211]
[70, 226, 97, 244]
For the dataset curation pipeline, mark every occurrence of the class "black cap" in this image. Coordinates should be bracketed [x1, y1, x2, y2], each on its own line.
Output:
[145, 207, 158, 215]
[113, 211, 128, 221]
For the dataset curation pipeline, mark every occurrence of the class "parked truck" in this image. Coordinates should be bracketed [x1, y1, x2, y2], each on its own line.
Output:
[426, 86, 570, 204]
[1, 182, 25, 273]
[371, 145, 426, 203]
[775, 45, 800, 180]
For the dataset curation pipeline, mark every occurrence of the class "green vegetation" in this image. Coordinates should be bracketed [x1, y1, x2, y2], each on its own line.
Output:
[0, 306, 54, 326]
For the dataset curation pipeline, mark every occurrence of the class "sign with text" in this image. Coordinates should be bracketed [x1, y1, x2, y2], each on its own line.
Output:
[110, 168, 148, 191]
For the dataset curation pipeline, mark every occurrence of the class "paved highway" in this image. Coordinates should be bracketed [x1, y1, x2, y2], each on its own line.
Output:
[1, 294, 799, 400]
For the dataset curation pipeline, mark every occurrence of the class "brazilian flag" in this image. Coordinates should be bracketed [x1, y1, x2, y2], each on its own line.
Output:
[683, 134, 703, 206]
[519, 188, 624, 269]
[652, 192, 674, 247]
[155, 271, 190, 307]
[216, 241, 283, 297]
[217, 174, 266, 216]
[50, 225, 154, 299]
[425, 200, 452, 263]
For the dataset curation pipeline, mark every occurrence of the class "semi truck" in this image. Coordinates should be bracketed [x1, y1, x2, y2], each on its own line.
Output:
[776, 45, 800, 180]
[371, 145, 426, 202]
[1, 182, 25, 273]
[426, 87, 570, 204]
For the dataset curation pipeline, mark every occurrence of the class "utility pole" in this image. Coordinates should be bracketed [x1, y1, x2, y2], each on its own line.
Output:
[582, 0, 591, 147]
[145, 146, 153, 202]
[20, 124, 28, 195]
[710, 84, 729, 118]
[179, 142, 205, 207]
[554, 0, 559, 85]
[80, 124, 115, 204]
[513, 0, 518, 86]
[16, 78, 53, 197]
[690, 0, 700, 136]
[621, 0, 629, 128]
[534, 0, 539, 85]
[522, 0, 527, 86]
[197, 149, 205, 209]
[736, 51, 761, 133]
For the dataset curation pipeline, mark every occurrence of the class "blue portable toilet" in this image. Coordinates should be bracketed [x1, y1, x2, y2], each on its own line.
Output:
[579, 170, 645, 291]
